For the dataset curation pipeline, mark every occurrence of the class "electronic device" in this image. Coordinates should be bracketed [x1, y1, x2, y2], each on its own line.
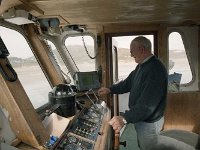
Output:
[73, 71, 100, 91]
[52, 103, 106, 150]
[0, 36, 10, 58]
[51, 89, 107, 150]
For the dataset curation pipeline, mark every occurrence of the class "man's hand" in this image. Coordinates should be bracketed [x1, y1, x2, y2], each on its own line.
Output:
[109, 116, 125, 133]
[98, 87, 111, 96]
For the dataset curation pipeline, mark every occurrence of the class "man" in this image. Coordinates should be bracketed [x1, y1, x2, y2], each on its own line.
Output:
[98, 36, 196, 150]
[98, 36, 168, 150]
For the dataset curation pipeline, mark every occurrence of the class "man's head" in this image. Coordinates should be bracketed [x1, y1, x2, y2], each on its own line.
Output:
[130, 36, 152, 64]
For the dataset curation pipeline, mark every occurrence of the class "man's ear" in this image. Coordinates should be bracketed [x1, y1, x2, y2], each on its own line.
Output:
[139, 46, 145, 54]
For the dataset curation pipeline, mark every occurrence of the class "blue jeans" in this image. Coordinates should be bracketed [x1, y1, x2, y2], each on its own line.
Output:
[134, 117, 195, 150]
[134, 117, 164, 150]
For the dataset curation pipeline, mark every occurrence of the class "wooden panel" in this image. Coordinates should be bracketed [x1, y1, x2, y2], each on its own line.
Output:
[103, 24, 159, 34]
[18, 0, 44, 14]
[2, 1, 200, 26]
[94, 109, 111, 150]
[0, 0, 21, 14]
[157, 25, 168, 66]
[0, 58, 49, 149]
[163, 92, 200, 134]
[24, 24, 65, 87]
[96, 26, 112, 107]
[30, 0, 200, 25]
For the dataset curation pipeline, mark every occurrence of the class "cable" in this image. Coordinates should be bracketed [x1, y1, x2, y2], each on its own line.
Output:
[44, 40, 73, 83]
[82, 36, 98, 59]
[65, 46, 79, 72]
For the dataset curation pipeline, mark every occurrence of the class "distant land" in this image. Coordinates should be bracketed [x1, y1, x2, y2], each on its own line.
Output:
[8, 45, 185, 66]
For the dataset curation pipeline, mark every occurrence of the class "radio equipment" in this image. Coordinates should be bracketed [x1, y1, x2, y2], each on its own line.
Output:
[52, 90, 108, 150]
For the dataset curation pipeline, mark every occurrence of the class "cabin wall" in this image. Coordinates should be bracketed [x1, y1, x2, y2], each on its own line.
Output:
[164, 92, 200, 134]
[162, 26, 200, 134]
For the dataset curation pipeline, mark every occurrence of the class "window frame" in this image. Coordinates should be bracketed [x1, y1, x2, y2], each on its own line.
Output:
[44, 38, 73, 84]
[167, 30, 194, 87]
[0, 21, 53, 111]
[63, 32, 98, 71]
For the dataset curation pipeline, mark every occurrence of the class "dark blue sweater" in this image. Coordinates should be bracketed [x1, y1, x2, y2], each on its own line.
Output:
[110, 56, 168, 123]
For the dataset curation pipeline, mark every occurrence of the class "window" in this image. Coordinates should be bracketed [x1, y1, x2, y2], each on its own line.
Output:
[0, 26, 52, 109]
[112, 35, 154, 81]
[112, 35, 154, 113]
[45, 40, 73, 83]
[168, 32, 192, 87]
[64, 35, 96, 72]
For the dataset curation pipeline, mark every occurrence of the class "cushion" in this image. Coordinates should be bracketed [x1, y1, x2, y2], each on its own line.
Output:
[160, 129, 200, 149]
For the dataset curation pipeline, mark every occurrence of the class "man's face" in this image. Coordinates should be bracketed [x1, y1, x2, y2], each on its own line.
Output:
[130, 41, 144, 64]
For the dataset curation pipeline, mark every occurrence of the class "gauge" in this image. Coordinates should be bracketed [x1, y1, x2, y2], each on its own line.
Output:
[87, 111, 98, 118]
[92, 118, 99, 123]
[64, 143, 78, 150]
[67, 135, 77, 143]
[77, 147, 83, 150]
[91, 112, 98, 118]
[82, 114, 89, 119]
[96, 104, 102, 109]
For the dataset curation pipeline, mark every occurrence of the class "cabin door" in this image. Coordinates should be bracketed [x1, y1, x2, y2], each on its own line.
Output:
[112, 35, 154, 115]
[111, 37, 136, 115]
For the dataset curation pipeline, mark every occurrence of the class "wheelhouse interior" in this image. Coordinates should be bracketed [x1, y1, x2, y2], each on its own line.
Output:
[0, 0, 200, 150]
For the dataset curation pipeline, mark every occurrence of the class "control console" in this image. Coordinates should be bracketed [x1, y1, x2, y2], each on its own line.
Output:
[52, 103, 106, 150]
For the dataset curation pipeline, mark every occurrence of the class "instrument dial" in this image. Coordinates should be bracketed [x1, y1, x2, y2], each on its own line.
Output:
[64, 143, 77, 150]
[67, 135, 77, 143]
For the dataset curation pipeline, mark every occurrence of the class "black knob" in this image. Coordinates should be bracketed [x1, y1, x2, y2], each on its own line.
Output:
[120, 141, 126, 147]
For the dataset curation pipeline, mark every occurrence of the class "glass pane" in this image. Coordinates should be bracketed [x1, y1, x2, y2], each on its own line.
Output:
[45, 40, 73, 84]
[112, 35, 154, 113]
[65, 35, 95, 72]
[0, 26, 52, 109]
[168, 32, 192, 85]
[113, 35, 154, 81]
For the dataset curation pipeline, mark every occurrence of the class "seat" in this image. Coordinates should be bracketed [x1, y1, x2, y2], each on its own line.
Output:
[160, 129, 200, 149]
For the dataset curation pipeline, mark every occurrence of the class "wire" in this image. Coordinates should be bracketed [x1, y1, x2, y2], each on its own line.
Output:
[44, 40, 73, 83]
[82, 36, 98, 59]
[65, 46, 80, 72]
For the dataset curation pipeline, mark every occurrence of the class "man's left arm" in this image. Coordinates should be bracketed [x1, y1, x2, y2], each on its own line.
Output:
[122, 69, 167, 123]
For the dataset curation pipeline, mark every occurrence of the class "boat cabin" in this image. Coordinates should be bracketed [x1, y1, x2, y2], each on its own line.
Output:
[0, 1, 200, 150]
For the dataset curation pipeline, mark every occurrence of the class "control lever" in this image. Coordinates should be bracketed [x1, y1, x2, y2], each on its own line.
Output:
[89, 88, 99, 103]
[89, 88, 107, 108]
[76, 101, 85, 110]
[85, 89, 102, 115]
[45, 104, 61, 116]
[85, 91, 97, 107]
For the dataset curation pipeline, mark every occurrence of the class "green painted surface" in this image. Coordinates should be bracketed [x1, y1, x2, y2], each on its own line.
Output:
[120, 124, 140, 150]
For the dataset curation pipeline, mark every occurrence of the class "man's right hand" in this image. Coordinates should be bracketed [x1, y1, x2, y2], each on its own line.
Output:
[98, 87, 111, 96]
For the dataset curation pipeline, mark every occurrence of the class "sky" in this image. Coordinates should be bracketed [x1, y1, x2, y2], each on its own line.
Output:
[113, 33, 185, 50]
[0, 26, 33, 59]
[113, 35, 154, 49]
[0, 26, 185, 59]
